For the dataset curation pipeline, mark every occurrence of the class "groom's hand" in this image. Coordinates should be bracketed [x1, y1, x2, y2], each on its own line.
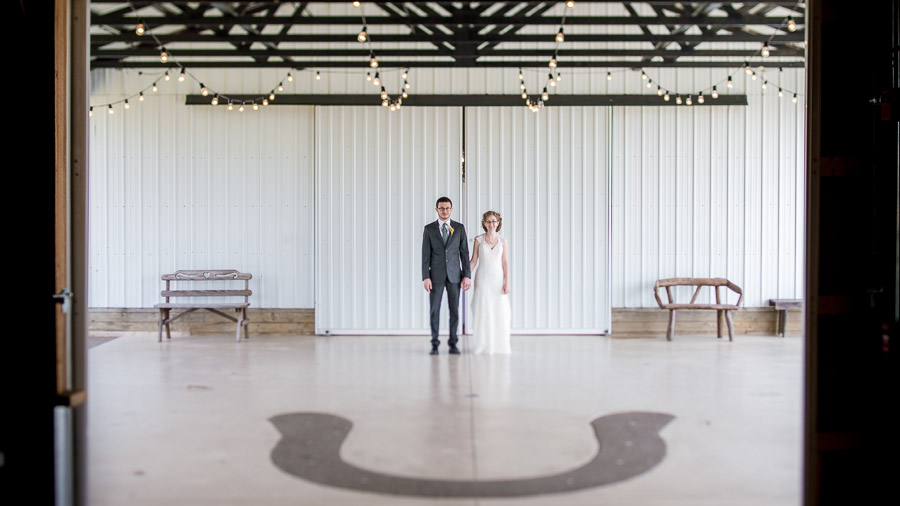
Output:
[461, 277, 471, 291]
[423, 279, 432, 292]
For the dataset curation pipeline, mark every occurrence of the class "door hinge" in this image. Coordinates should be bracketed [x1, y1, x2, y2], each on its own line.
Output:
[53, 288, 73, 313]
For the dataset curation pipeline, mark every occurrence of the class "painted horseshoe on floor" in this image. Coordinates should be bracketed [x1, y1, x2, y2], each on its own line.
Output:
[269, 411, 674, 497]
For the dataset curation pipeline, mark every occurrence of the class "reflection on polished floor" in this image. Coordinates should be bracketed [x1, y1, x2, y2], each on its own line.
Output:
[88, 333, 802, 506]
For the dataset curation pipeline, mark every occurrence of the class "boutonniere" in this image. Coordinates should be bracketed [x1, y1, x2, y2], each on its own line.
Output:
[449, 226, 455, 235]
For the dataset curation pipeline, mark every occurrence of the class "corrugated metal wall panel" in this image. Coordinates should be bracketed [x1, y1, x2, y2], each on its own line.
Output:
[89, 73, 315, 308]
[465, 107, 611, 333]
[315, 106, 463, 334]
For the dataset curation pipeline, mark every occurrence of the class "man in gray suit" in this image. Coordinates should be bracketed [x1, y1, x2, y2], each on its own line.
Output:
[422, 196, 471, 355]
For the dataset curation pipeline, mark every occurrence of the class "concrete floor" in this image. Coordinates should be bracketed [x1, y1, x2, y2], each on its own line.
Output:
[87, 333, 802, 506]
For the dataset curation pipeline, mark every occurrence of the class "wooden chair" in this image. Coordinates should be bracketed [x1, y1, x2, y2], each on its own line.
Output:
[154, 269, 252, 342]
[653, 278, 743, 341]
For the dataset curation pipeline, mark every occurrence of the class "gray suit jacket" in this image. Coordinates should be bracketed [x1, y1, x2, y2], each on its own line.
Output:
[422, 220, 471, 284]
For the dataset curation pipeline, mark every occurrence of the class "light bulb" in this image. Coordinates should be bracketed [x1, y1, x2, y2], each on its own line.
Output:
[136, 23, 145, 36]
[108, 104, 114, 114]
[287, 72, 293, 82]
[370, 56, 378, 68]
[139, 92, 144, 101]
[402, 90, 408, 99]
[727, 76, 733, 88]
[663, 92, 670, 101]
[404, 81, 410, 90]
[520, 82, 526, 90]
[787, 16, 796, 32]
[556, 28, 564, 43]
[792, 93, 798, 103]
[211, 94, 219, 106]
[160, 49, 168, 63]
[518, 71, 524, 80]
[549, 57, 557, 69]
[366, 72, 372, 81]
[556, 72, 561, 82]
[178, 70, 185, 82]
[382, 99, 389, 107]
[263, 98, 269, 106]
[200, 84, 208, 96]
[278, 83, 284, 92]
[657, 86, 663, 96]
[778, 87, 784, 97]
[252, 102, 259, 110]
[239, 103, 245, 112]
[402, 70, 408, 79]
[358, 27, 368, 43]
[566, 1, 574, 7]
[745, 63, 752, 75]
[315, 71, 321, 80]
[164, 72, 170, 81]
[390, 103, 397, 111]
[761, 80, 767, 89]
[697, 92, 704, 104]
[353, 1, 360, 7]
[89, 107, 93, 117]
[676, 94, 682, 104]
[373, 73, 380, 86]
[686, 95, 692, 105]
[227, 101, 233, 111]
[522, 92, 527, 99]
[711, 86, 718, 99]
[606, 72, 612, 81]
[550, 78, 556, 88]
[124, 99, 130, 109]
[751, 72, 757, 80]
[641, 71, 648, 80]
[269, 92, 275, 100]
[761, 43, 770, 57]
[542, 88, 549, 101]
[646, 79, 652, 88]
[152, 83, 158, 92]
[381, 87, 388, 100]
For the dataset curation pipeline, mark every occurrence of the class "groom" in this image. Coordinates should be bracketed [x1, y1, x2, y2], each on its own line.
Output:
[422, 197, 471, 355]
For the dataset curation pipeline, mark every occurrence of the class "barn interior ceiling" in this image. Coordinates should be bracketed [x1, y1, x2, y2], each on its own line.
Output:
[88, 1, 807, 70]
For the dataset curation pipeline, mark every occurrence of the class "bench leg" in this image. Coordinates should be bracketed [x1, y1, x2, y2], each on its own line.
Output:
[158, 309, 164, 342]
[666, 309, 676, 341]
[165, 309, 172, 340]
[235, 308, 243, 342]
[778, 309, 787, 337]
[716, 310, 723, 338]
[725, 310, 735, 342]
[243, 308, 250, 340]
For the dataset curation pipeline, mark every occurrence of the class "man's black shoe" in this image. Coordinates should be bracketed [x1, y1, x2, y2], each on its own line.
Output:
[449, 346, 461, 355]
[429, 346, 439, 355]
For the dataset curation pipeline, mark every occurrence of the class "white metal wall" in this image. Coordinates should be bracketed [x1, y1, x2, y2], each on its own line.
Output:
[88, 72, 315, 308]
[315, 106, 463, 334]
[465, 107, 610, 333]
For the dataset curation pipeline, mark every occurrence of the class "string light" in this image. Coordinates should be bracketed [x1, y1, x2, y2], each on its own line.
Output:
[663, 91, 670, 101]
[200, 84, 208, 96]
[745, 62, 752, 75]
[353, 1, 360, 7]
[124, 99, 130, 109]
[549, 72, 556, 87]
[239, 103, 245, 112]
[382, 99, 389, 107]
[178, 69, 185, 82]
[263, 98, 269, 106]
[390, 102, 397, 111]
[685, 94, 692, 105]
[139, 92, 144, 101]
[370, 56, 379, 68]
[549, 57, 557, 69]
[315, 71, 321, 80]
[108, 104, 114, 114]
[160, 48, 168, 63]
[556, 28, 565, 43]
[211, 94, 218, 106]
[287, 72, 293, 82]
[358, 26, 368, 43]
[607, 72, 612, 81]
[252, 101, 259, 110]
[566, 1, 575, 7]
[152, 82, 158, 92]
[711, 86, 718, 99]
[697, 92, 704, 104]
[641, 70, 648, 80]
[136, 22, 145, 36]
[227, 101, 233, 111]
[751, 72, 757, 81]
[373, 72, 380, 86]
[366, 72, 372, 81]
[542, 87, 549, 101]
[518, 70, 524, 80]
[778, 87, 784, 97]
[761, 80, 767, 90]
[676, 94, 682, 105]
[787, 16, 796, 32]
[402, 90, 408, 99]
[277, 82, 284, 92]
[727, 76, 733, 88]
[792, 93, 798, 103]
[269, 91, 275, 100]
[89, 106, 93, 117]
[404, 81, 410, 90]
[164, 71, 170, 81]
[520, 81, 526, 90]
[381, 87, 388, 100]
[657, 86, 663, 96]
[402, 70, 408, 80]
[761, 43, 770, 57]
[646, 79, 653, 89]
[556, 72, 561, 82]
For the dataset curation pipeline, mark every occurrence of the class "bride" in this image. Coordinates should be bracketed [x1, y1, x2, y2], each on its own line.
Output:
[469, 210, 511, 354]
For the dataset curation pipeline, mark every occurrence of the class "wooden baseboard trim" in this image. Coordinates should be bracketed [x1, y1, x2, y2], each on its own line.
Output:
[90, 308, 315, 335]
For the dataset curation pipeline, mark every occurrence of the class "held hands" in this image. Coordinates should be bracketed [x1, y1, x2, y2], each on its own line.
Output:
[461, 277, 472, 291]
[503, 281, 510, 294]
[423, 279, 433, 292]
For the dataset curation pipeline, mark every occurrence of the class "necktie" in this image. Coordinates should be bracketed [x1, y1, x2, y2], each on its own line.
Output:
[442, 223, 449, 244]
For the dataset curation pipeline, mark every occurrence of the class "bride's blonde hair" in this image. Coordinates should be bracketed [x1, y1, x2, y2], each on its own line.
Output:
[481, 210, 502, 232]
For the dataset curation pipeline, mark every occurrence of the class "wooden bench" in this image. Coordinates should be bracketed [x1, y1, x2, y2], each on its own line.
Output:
[768, 299, 803, 337]
[154, 270, 252, 342]
[653, 278, 744, 341]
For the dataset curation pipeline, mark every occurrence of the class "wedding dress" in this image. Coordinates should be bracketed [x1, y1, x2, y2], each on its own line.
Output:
[469, 234, 512, 354]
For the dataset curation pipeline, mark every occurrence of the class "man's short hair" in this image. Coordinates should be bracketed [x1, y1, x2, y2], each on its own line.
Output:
[436, 196, 453, 208]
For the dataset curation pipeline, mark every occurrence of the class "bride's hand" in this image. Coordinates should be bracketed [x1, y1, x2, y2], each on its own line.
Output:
[503, 282, 509, 294]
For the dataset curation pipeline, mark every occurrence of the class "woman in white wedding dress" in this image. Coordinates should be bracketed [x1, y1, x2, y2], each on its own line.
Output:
[468, 210, 511, 354]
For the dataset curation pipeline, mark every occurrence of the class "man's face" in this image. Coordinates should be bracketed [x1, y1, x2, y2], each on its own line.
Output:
[435, 202, 452, 221]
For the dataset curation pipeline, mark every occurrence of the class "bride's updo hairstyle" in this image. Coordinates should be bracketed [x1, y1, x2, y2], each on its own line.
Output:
[481, 210, 503, 232]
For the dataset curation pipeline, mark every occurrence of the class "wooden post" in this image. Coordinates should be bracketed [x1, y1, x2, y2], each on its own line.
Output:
[667, 309, 676, 341]
[725, 309, 735, 341]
